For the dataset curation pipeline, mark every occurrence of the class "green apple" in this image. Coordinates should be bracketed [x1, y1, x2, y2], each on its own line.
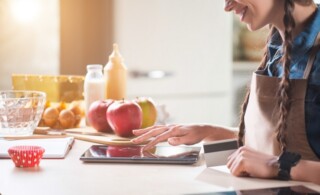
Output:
[135, 97, 157, 128]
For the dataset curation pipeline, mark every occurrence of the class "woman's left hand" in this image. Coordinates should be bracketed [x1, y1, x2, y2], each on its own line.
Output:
[227, 146, 279, 179]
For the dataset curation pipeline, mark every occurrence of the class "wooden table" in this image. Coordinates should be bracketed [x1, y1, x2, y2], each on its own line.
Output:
[1, 139, 320, 195]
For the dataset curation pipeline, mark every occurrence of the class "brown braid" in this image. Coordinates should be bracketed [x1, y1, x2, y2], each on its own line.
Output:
[276, 0, 296, 152]
[238, 1, 296, 148]
[238, 27, 276, 146]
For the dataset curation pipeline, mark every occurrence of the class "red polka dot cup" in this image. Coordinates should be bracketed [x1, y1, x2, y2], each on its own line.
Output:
[8, 146, 45, 168]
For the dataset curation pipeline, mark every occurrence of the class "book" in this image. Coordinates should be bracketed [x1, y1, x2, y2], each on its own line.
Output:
[0, 137, 74, 159]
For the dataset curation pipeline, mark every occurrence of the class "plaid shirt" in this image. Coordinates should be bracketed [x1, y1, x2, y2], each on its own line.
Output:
[263, 5, 320, 158]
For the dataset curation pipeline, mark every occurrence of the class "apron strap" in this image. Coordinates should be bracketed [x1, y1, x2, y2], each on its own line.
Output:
[303, 32, 320, 79]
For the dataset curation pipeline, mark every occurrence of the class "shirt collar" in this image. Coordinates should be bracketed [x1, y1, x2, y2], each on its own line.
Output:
[267, 5, 320, 64]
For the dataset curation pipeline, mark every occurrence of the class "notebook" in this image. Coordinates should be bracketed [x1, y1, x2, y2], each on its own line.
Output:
[0, 137, 74, 159]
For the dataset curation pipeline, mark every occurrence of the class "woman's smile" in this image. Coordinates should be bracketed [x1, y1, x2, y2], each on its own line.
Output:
[225, 1, 249, 23]
[236, 6, 248, 22]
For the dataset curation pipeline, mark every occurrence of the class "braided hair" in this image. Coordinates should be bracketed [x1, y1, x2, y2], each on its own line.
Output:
[237, 0, 296, 152]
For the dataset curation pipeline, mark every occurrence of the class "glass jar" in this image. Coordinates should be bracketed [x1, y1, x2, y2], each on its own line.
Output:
[84, 64, 106, 125]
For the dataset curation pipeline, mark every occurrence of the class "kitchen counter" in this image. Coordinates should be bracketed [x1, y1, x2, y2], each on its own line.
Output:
[0, 139, 320, 195]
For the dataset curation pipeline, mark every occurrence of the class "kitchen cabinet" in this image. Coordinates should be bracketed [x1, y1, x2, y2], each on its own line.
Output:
[113, 0, 233, 125]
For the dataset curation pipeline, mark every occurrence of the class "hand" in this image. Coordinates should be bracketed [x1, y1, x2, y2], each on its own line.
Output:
[227, 146, 279, 178]
[131, 124, 208, 150]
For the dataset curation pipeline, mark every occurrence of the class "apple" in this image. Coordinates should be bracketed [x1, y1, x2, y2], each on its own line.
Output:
[107, 100, 142, 137]
[87, 100, 114, 132]
[107, 146, 143, 157]
[135, 97, 157, 128]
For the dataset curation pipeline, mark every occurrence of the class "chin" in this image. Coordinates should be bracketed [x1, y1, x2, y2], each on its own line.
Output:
[246, 23, 267, 32]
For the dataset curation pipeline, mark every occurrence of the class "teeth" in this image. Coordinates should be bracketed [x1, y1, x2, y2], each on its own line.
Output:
[241, 8, 246, 15]
[240, 7, 247, 19]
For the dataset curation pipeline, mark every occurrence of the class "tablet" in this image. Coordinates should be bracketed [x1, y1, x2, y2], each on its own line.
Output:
[188, 185, 320, 195]
[80, 145, 201, 165]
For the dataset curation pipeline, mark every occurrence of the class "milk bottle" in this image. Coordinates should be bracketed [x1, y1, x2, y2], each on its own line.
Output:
[84, 64, 105, 125]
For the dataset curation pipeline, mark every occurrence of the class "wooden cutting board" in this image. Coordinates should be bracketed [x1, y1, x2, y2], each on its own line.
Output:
[32, 126, 148, 146]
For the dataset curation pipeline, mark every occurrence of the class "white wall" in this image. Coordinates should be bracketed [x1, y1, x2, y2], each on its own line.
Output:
[0, 0, 60, 90]
[113, 0, 233, 125]
[0, 0, 234, 125]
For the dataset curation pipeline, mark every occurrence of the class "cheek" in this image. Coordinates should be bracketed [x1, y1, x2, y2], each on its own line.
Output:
[245, 4, 275, 31]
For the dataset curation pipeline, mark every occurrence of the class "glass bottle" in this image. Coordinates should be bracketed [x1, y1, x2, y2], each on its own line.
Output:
[84, 64, 106, 125]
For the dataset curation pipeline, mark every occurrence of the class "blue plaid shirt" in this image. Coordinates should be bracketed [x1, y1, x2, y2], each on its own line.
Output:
[263, 5, 320, 158]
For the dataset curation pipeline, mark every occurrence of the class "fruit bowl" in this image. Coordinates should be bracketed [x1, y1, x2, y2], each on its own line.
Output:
[0, 90, 46, 136]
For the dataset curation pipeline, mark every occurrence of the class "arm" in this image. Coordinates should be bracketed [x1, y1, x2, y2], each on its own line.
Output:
[204, 125, 238, 142]
[227, 146, 320, 185]
[291, 160, 320, 185]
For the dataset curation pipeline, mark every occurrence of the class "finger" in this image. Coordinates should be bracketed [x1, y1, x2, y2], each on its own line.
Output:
[228, 147, 258, 177]
[226, 147, 242, 168]
[133, 124, 175, 135]
[143, 126, 184, 150]
[132, 125, 163, 136]
[142, 150, 157, 158]
[151, 125, 185, 144]
[142, 140, 159, 151]
[168, 137, 184, 146]
[229, 155, 248, 177]
[167, 134, 197, 146]
[131, 126, 169, 144]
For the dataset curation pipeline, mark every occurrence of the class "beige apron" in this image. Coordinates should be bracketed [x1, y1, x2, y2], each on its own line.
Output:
[244, 32, 320, 161]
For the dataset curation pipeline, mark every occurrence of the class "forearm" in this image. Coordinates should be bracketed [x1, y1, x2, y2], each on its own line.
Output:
[291, 160, 320, 185]
[199, 124, 238, 142]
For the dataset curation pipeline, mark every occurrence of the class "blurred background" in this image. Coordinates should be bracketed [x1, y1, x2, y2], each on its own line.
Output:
[3, 0, 316, 127]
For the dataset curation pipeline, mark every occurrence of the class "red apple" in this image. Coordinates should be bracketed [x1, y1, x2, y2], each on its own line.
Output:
[135, 97, 157, 128]
[87, 100, 114, 132]
[107, 146, 143, 157]
[107, 100, 142, 137]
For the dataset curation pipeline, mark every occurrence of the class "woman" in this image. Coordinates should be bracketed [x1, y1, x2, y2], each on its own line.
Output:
[132, 0, 320, 184]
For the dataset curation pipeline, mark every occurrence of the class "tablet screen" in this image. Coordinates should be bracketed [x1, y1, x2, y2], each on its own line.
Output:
[189, 185, 320, 195]
[80, 145, 201, 164]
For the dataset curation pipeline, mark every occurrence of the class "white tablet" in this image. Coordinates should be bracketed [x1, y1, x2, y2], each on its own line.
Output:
[80, 145, 201, 165]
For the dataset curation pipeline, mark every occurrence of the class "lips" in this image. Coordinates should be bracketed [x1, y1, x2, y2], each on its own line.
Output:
[239, 6, 248, 22]
[235, 6, 248, 21]
[224, 1, 249, 22]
